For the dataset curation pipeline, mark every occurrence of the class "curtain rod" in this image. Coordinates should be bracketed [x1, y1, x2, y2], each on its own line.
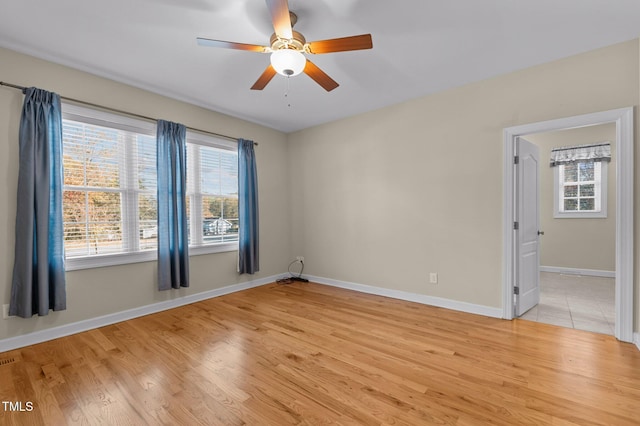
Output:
[0, 81, 257, 146]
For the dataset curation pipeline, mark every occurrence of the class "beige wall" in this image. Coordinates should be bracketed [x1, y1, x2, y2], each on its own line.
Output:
[288, 40, 639, 316]
[0, 47, 291, 340]
[3, 39, 640, 342]
[526, 124, 616, 272]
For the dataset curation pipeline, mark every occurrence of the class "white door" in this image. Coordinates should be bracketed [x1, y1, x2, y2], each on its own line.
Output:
[516, 137, 540, 316]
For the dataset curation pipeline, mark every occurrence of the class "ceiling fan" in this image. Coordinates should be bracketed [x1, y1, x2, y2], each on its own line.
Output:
[196, 0, 373, 92]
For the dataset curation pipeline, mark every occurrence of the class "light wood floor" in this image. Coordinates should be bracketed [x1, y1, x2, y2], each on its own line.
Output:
[1, 282, 639, 425]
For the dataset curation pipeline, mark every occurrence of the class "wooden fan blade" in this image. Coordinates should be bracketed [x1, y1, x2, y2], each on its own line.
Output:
[306, 34, 373, 54]
[197, 37, 270, 53]
[251, 65, 277, 90]
[265, 0, 293, 40]
[303, 60, 339, 92]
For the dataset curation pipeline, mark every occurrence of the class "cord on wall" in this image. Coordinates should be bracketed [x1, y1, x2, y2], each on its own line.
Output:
[276, 259, 308, 284]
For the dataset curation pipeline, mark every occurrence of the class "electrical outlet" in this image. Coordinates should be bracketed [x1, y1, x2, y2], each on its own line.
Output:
[429, 273, 438, 284]
[296, 256, 304, 262]
[2, 304, 10, 319]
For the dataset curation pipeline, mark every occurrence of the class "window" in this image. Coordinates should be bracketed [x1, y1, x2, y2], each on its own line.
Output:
[61, 104, 238, 270]
[554, 160, 607, 218]
[186, 134, 239, 254]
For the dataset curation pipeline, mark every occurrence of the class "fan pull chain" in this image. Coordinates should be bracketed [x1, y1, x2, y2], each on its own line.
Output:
[285, 76, 291, 108]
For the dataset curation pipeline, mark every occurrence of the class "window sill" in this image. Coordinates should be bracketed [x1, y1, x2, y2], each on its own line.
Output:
[65, 242, 239, 271]
[189, 242, 239, 256]
[554, 211, 607, 219]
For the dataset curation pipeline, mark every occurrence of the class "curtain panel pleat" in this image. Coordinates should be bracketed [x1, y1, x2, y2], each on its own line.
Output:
[238, 139, 259, 274]
[10, 87, 66, 318]
[550, 142, 611, 167]
[156, 120, 189, 290]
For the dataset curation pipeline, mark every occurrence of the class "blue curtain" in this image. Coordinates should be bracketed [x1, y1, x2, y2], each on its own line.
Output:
[156, 120, 189, 290]
[10, 87, 66, 318]
[238, 139, 259, 274]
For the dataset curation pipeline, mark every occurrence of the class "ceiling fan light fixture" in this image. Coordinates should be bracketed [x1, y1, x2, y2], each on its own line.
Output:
[270, 49, 306, 77]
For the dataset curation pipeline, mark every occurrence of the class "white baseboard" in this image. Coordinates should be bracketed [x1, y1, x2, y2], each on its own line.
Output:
[306, 275, 503, 319]
[0, 274, 282, 353]
[634, 333, 640, 352]
[540, 266, 615, 278]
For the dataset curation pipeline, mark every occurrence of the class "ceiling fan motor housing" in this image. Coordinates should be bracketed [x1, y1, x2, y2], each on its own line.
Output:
[270, 30, 306, 52]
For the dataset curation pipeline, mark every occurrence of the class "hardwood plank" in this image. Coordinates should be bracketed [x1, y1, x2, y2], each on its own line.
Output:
[1, 282, 640, 425]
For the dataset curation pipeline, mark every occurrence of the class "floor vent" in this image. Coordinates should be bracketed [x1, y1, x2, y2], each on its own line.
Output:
[0, 357, 16, 366]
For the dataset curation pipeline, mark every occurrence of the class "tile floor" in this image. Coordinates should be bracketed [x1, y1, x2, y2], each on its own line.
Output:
[519, 271, 615, 335]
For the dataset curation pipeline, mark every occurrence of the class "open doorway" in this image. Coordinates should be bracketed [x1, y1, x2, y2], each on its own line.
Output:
[520, 124, 615, 335]
[502, 107, 634, 343]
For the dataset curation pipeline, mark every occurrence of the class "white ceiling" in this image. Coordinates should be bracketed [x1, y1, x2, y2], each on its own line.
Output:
[1, 0, 639, 133]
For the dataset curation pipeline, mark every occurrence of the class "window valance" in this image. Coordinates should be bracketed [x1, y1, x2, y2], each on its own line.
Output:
[549, 142, 611, 167]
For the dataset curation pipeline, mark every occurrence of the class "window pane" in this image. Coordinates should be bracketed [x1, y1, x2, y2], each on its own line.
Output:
[64, 191, 123, 257]
[578, 162, 594, 181]
[63, 125, 88, 186]
[564, 199, 578, 211]
[580, 198, 595, 211]
[204, 196, 238, 219]
[65, 240, 88, 258]
[563, 164, 577, 182]
[63, 108, 159, 261]
[63, 122, 121, 188]
[187, 140, 239, 246]
[63, 190, 87, 254]
[220, 151, 239, 196]
[202, 196, 238, 242]
[139, 194, 157, 223]
[564, 185, 578, 197]
[84, 129, 121, 188]
[87, 191, 122, 239]
[139, 194, 157, 249]
[200, 149, 239, 196]
[556, 156, 606, 217]
[580, 184, 594, 197]
[137, 135, 157, 191]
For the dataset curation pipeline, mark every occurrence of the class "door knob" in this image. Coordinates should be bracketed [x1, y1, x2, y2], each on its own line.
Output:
[538, 231, 545, 236]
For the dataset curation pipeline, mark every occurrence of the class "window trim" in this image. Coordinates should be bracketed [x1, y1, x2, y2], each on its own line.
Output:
[553, 160, 608, 218]
[61, 103, 239, 271]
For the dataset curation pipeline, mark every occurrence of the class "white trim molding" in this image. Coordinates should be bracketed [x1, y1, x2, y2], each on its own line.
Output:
[634, 333, 640, 352]
[308, 275, 503, 319]
[503, 107, 634, 343]
[0, 274, 282, 353]
[539, 266, 615, 278]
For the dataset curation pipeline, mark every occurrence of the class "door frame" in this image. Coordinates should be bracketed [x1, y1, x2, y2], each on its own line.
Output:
[502, 107, 634, 342]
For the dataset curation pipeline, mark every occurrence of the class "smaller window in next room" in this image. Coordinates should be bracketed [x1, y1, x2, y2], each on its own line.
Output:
[554, 160, 607, 218]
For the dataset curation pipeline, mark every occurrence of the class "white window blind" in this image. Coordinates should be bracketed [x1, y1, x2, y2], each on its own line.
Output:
[61, 103, 239, 270]
[62, 104, 157, 265]
[186, 134, 239, 249]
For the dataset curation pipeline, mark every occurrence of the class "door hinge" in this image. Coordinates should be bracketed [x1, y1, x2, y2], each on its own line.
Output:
[514, 286, 519, 295]
[514, 155, 519, 164]
[513, 221, 519, 230]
